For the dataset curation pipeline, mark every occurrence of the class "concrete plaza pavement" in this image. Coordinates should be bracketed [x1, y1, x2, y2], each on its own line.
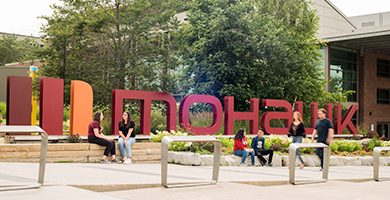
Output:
[1, 162, 390, 199]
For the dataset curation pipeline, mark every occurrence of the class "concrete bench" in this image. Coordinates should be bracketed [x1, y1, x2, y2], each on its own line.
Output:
[373, 147, 390, 181]
[161, 136, 221, 188]
[0, 126, 48, 191]
[289, 143, 330, 185]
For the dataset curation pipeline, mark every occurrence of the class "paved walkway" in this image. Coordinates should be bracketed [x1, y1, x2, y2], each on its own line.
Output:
[1, 162, 390, 199]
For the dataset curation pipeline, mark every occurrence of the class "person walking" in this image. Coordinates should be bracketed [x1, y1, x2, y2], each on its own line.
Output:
[117, 111, 136, 164]
[88, 111, 121, 164]
[283, 111, 306, 169]
[311, 108, 334, 171]
[252, 128, 274, 167]
[233, 129, 255, 166]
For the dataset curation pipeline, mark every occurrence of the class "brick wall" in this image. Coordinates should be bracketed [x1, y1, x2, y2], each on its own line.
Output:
[359, 51, 390, 130]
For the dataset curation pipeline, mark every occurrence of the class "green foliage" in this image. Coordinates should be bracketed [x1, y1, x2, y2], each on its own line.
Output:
[0, 34, 40, 66]
[101, 114, 112, 136]
[366, 138, 382, 152]
[178, 0, 350, 113]
[40, 0, 183, 107]
[0, 102, 6, 122]
[330, 140, 362, 152]
[63, 106, 70, 122]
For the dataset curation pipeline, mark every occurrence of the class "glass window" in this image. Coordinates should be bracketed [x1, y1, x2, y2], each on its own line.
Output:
[377, 59, 390, 78]
[377, 89, 390, 104]
[329, 46, 358, 102]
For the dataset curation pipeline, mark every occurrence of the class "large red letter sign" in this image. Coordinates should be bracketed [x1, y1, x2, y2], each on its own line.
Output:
[224, 97, 259, 135]
[112, 90, 177, 135]
[40, 78, 64, 135]
[334, 104, 359, 134]
[261, 99, 292, 135]
[179, 95, 223, 135]
[6, 76, 32, 133]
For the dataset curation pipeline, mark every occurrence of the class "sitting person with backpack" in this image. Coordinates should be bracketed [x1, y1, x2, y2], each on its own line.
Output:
[251, 128, 274, 167]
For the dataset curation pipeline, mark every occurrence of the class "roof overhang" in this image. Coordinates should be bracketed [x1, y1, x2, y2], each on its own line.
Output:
[319, 25, 390, 55]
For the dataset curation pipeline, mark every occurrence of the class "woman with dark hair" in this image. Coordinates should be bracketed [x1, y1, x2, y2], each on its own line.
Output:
[233, 129, 255, 166]
[118, 111, 136, 164]
[283, 111, 306, 169]
[88, 111, 121, 164]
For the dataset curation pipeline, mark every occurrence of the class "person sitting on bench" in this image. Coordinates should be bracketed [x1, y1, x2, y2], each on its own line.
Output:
[251, 128, 273, 167]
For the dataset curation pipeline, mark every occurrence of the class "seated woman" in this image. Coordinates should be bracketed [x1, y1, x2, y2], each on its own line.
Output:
[233, 129, 255, 166]
[88, 111, 121, 164]
[117, 111, 136, 164]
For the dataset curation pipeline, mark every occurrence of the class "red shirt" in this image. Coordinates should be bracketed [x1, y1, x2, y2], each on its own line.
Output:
[88, 121, 101, 139]
[234, 138, 248, 152]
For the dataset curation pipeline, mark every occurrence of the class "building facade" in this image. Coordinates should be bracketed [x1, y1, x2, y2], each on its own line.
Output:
[317, 1, 390, 137]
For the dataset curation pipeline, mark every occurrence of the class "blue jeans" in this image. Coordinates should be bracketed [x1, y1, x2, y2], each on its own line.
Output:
[234, 149, 255, 164]
[118, 137, 136, 158]
[292, 136, 305, 164]
[315, 142, 329, 169]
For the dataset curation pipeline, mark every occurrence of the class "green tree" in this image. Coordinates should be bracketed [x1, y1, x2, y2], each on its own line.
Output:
[0, 34, 39, 66]
[179, 0, 351, 113]
[40, 0, 182, 107]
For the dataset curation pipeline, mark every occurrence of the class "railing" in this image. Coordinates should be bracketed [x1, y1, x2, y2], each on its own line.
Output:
[0, 126, 48, 191]
[161, 136, 221, 188]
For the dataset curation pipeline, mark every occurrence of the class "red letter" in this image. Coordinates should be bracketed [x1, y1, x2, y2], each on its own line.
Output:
[6, 76, 32, 132]
[40, 78, 64, 135]
[179, 95, 223, 135]
[261, 99, 292, 135]
[224, 97, 259, 135]
[70, 80, 93, 135]
[334, 104, 359, 134]
[112, 90, 177, 135]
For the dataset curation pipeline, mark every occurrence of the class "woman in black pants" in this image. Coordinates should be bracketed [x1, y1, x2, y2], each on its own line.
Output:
[88, 111, 121, 164]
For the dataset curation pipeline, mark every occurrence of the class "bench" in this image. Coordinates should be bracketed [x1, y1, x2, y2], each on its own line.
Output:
[289, 143, 330, 185]
[161, 136, 221, 188]
[0, 126, 48, 191]
[373, 147, 390, 181]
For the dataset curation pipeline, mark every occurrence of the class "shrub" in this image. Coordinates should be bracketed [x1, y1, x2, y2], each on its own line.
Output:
[330, 140, 362, 153]
[63, 106, 70, 121]
[66, 134, 81, 143]
[150, 130, 192, 151]
[101, 114, 111, 135]
[356, 123, 369, 135]
[366, 137, 382, 151]
[0, 102, 6, 121]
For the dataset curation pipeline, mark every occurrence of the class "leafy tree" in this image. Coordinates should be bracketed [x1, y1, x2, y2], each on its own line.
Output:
[40, 0, 183, 107]
[0, 34, 39, 66]
[179, 0, 351, 115]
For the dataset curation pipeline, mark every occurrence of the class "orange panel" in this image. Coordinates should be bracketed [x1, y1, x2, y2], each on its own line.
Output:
[70, 80, 93, 135]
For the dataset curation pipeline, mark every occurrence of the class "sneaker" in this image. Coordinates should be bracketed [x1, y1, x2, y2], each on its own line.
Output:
[239, 163, 247, 167]
[123, 159, 131, 164]
[268, 163, 273, 167]
[111, 158, 122, 164]
[263, 161, 268, 166]
[100, 159, 111, 164]
[320, 168, 323, 171]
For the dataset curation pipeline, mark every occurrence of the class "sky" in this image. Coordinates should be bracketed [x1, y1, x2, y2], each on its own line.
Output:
[0, 0, 390, 37]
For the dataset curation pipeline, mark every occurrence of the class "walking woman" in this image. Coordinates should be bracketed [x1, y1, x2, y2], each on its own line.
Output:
[88, 111, 121, 164]
[118, 111, 136, 164]
[233, 129, 255, 166]
[283, 111, 306, 169]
